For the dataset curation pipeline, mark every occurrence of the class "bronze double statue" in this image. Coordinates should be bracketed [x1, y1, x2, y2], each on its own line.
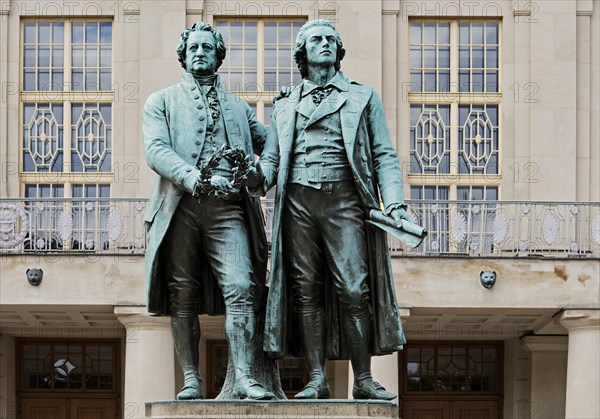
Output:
[143, 19, 425, 401]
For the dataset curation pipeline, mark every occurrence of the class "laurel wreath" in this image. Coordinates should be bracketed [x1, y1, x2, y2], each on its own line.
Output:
[193, 145, 252, 200]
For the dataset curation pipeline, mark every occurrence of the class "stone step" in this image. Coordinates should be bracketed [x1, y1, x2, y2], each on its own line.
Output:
[146, 399, 399, 419]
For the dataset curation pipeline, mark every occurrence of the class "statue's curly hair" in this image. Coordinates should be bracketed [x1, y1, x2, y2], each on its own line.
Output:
[293, 20, 346, 79]
[176, 22, 227, 71]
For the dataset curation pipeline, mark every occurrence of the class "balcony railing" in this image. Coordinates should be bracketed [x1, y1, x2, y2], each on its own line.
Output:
[1, 198, 599, 258]
[0, 198, 147, 254]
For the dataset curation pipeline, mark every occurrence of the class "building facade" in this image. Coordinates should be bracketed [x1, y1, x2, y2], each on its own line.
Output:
[0, 0, 599, 418]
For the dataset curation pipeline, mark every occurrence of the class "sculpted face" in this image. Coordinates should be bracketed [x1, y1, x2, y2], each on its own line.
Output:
[304, 25, 338, 69]
[186, 30, 218, 76]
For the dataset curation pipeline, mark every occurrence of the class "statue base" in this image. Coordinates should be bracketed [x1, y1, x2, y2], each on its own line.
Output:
[145, 399, 398, 419]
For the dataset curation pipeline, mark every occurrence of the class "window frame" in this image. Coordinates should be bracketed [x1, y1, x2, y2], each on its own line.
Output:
[213, 17, 306, 125]
[407, 18, 503, 201]
[399, 341, 504, 399]
[19, 18, 114, 198]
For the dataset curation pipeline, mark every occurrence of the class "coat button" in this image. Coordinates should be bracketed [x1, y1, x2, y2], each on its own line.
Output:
[192, 153, 198, 158]
[359, 140, 364, 146]
[324, 127, 329, 132]
[185, 167, 192, 172]
[175, 190, 182, 196]
[191, 86, 197, 90]
[199, 115, 205, 121]
[197, 128, 204, 133]
[193, 95, 200, 99]
[366, 171, 372, 177]
[195, 140, 201, 145]
[322, 174, 327, 179]
[196, 104, 203, 109]
[362, 156, 368, 162]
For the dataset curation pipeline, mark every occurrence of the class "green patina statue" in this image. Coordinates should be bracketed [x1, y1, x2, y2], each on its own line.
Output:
[258, 19, 410, 400]
[142, 22, 274, 401]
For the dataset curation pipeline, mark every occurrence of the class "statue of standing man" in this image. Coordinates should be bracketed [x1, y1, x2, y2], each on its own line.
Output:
[259, 19, 408, 400]
[143, 22, 273, 400]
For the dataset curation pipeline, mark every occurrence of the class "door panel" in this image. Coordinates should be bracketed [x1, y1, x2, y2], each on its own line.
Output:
[69, 399, 116, 419]
[451, 401, 498, 419]
[20, 398, 116, 419]
[21, 398, 68, 419]
[404, 401, 450, 419]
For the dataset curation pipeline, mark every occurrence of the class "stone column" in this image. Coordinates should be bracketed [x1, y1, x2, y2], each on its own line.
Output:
[116, 308, 176, 419]
[559, 309, 600, 419]
[522, 335, 568, 419]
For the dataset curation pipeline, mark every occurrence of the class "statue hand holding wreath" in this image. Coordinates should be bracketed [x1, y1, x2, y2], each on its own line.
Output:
[193, 145, 264, 200]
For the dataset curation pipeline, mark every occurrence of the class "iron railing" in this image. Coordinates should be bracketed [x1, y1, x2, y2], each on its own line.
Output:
[1, 198, 599, 258]
[0, 198, 147, 254]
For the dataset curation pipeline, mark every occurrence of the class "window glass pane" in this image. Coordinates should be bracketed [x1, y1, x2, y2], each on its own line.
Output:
[99, 22, 112, 43]
[410, 47, 421, 68]
[459, 23, 470, 44]
[264, 22, 277, 43]
[86, 46, 98, 67]
[72, 46, 84, 67]
[72, 70, 84, 90]
[438, 71, 450, 92]
[229, 22, 243, 43]
[438, 47, 450, 68]
[423, 47, 436, 68]
[472, 22, 484, 44]
[244, 46, 257, 68]
[264, 46, 276, 67]
[438, 22, 450, 44]
[100, 71, 111, 91]
[424, 71, 436, 92]
[24, 70, 35, 90]
[472, 71, 484, 92]
[86, 22, 98, 43]
[72, 22, 84, 43]
[38, 70, 49, 90]
[245, 21, 257, 43]
[486, 22, 498, 44]
[38, 23, 50, 42]
[410, 23, 422, 44]
[52, 47, 64, 67]
[459, 47, 469, 68]
[486, 47, 498, 68]
[38, 47, 50, 67]
[472, 47, 484, 68]
[410, 72, 421, 92]
[24, 23, 36, 43]
[24, 46, 36, 67]
[52, 22, 64, 43]
[53, 71, 64, 90]
[423, 22, 436, 44]
[229, 46, 243, 67]
[100, 46, 111, 67]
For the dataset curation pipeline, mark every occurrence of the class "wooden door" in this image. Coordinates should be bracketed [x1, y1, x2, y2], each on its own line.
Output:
[21, 398, 117, 419]
[451, 401, 498, 419]
[20, 398, 68, 419]
[69, 399, 117, 419]
[404, 401, 450, 419]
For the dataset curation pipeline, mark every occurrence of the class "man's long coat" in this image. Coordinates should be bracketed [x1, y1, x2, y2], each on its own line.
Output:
[260, 73, 407, 359]
[143, 72, 268, 316]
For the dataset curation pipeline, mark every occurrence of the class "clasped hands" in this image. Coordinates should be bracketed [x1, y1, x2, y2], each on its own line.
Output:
[201, 161, 264, 199]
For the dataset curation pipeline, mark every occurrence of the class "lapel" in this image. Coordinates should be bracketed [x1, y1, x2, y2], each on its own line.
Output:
[276, 87, 302, 154]
[339, 76, 372, 160]
[303, 90, 347, 128]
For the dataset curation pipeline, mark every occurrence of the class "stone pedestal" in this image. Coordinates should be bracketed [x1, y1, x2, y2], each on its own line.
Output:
[145, 400, 398, 419]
